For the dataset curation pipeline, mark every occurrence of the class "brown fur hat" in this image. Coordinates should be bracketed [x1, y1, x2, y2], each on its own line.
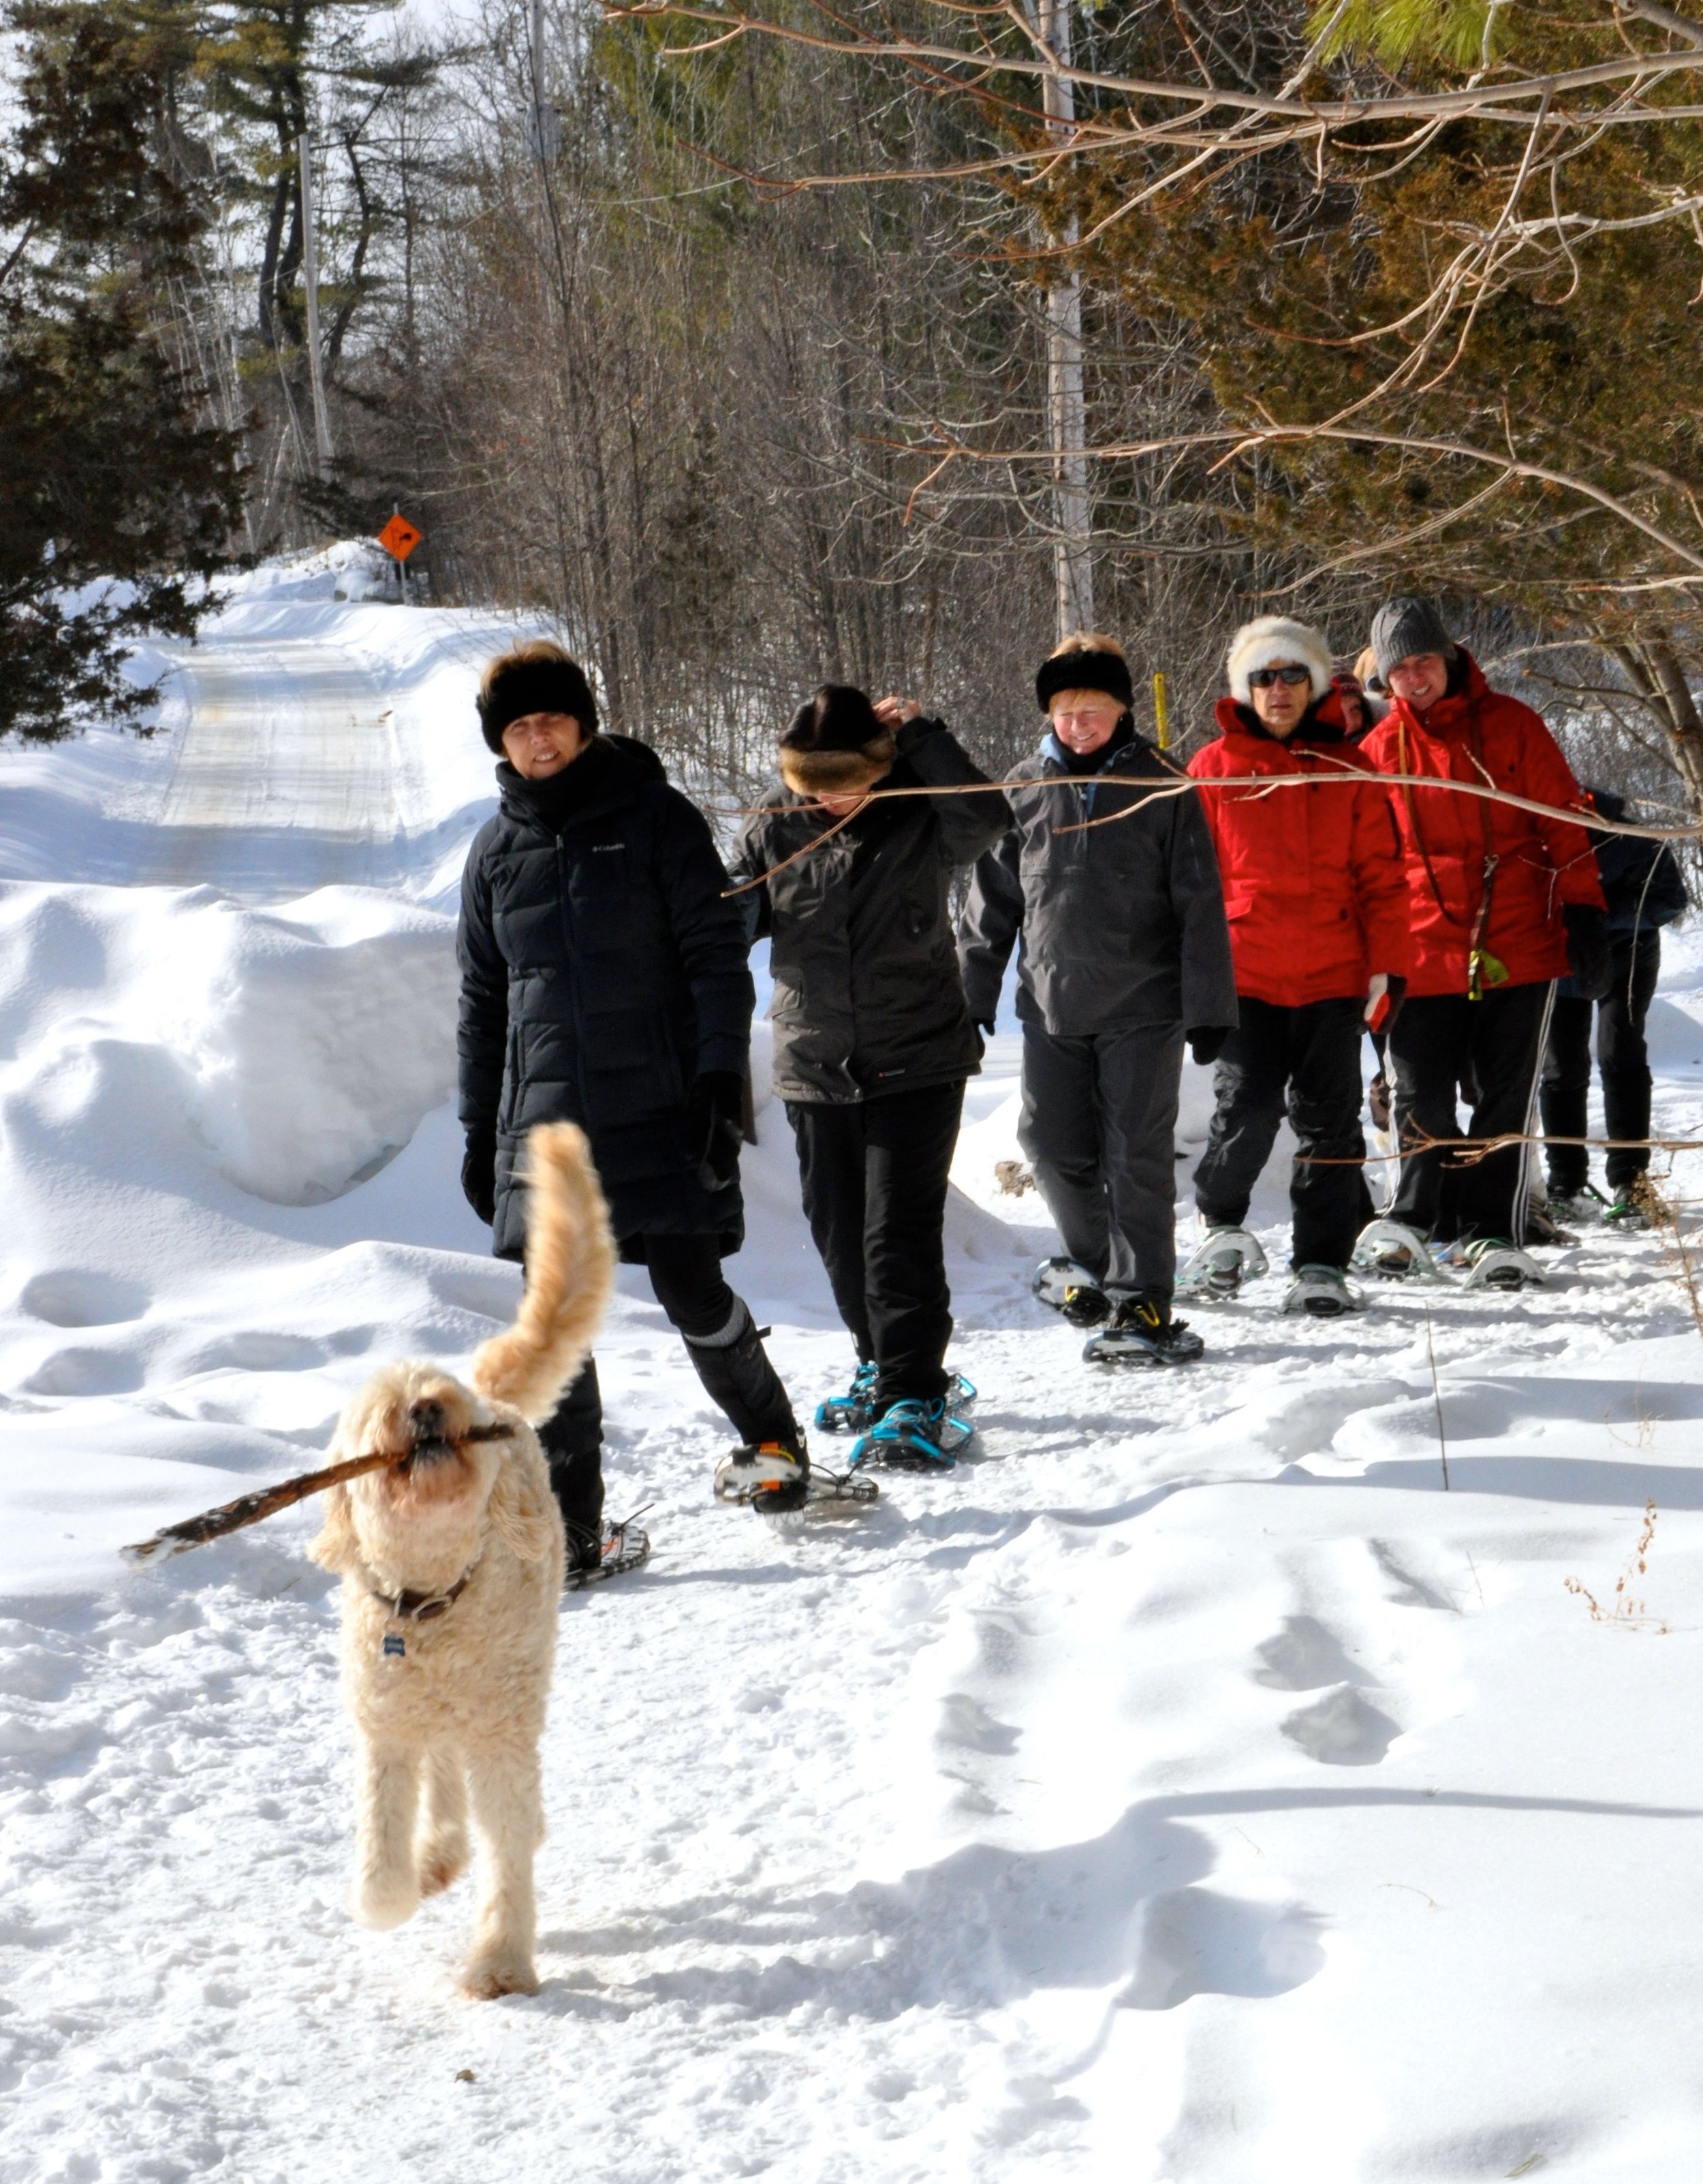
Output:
[779, 684, 896, 797]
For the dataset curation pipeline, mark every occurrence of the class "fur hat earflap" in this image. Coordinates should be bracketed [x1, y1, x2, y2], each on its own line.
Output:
[779, 685, 895, 797]
[1225, 616, 1333, 704]
[1035, 633, 1134, 715]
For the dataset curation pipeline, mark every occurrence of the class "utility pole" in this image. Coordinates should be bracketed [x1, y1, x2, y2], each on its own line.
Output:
[1040, 0, 1093, 639]
[527, 0, 561, 162]
[296, 132, 334, 475]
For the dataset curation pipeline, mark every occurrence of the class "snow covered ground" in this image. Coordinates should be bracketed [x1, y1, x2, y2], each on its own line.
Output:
[4, 556, 1703, 2180]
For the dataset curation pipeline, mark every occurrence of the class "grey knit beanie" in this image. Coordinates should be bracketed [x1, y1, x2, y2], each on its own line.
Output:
[1370, 595, 1456, 680]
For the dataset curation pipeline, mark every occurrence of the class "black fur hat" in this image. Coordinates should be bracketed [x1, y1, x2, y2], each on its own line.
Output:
[1035, 638, 1134, 715]
[779, 684, 896, 796]
[477, 645, 599, 754]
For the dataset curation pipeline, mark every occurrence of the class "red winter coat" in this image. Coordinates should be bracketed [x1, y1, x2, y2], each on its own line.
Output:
[1188, 693, 1411, 1008]
[1358, 656, 1604, 997]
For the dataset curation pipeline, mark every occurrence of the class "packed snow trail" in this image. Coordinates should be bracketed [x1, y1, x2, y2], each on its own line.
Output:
[142, 638, 407, 893]
[6, 551, 1703, 2180]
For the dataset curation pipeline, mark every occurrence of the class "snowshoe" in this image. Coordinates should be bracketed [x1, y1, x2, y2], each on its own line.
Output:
[1524, 1198, 1577, 1248]
[1546, 1184, 1606, 1228]
[1463, 1238, 1545, 1291]
[817, 1364, 975, 1436]
[564, 1512, 653, 1590]
[815, 1360, 878, 1435]
[1352, 1218, 1453, 1283]
[1083, 1295, 1204, 1367]
[1604, 1189, 1654, 1231]
[713, 1440, 811, 1513]
[1281, 1264, 1364, 1318]
[1032, 1257, 1111, 1327]
[1176, 1224, 1270, 1301]
[849, 1395, 973, 1472]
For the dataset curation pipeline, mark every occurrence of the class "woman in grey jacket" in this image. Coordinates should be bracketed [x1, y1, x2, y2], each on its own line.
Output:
[959, 634, 1236, 1364]
[731, 685, 1009, 1466]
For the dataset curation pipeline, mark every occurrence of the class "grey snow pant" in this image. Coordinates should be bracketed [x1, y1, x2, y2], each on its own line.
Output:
[1018, 1019, 1185, 1301]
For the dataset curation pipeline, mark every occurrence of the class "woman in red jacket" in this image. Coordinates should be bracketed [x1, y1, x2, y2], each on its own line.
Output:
[1186, 616, 1411, 1316]
[1357, 597, 1608, 1288]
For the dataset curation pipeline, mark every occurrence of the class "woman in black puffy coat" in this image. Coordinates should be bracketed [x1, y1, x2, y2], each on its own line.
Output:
[457, 641, 809, 1559]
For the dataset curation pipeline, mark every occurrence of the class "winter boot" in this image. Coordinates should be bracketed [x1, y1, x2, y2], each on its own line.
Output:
[1351, 1217, 1452, 1283]
[1281, 1264, 1363, 1318]
[1463, 1237, 1545, 1291]
[1546, 1184, 1606, 1227]
[1083, 1294, 1204, 1367]
[684, 1301, 806, 1491]
[1032, 1256, 1112, 1327]
[1176, 1223, 1270, 1301]
[849, 1395, 973, 1472]
[815, 1359, 878, 1435]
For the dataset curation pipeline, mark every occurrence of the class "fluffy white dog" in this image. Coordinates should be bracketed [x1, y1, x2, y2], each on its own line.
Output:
[311, 1122, 614, 1998]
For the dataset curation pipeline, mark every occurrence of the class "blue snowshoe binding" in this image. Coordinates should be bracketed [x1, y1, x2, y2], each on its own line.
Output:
[815, 1361, 879, 1435]
[849, 1389, 976, 1472]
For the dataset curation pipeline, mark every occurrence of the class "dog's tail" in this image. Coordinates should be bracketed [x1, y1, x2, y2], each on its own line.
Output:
[471, 1123, 616, 1424]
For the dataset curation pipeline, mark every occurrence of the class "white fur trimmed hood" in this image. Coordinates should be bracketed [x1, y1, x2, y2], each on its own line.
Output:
[1224, 616, 1333, 704]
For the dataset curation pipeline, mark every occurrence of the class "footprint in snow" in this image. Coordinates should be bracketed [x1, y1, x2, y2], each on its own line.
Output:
[22, 1346, 145, 1397]
[1253, 1615, 1364, 1692]
[19, 1269, 149, 1328]
[1281, 1683, 1402, 1767]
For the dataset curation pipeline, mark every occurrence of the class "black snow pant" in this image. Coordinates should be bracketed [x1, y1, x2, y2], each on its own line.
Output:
[786, 1081, 964, 1412]
[1540, 930, 1660, 1196]
[1018, 1019, 1185, 1303]
[1191, 996, 1369, 1271]
[538, 1231, 797, 1566]
[1386, 981, 1554, 1246]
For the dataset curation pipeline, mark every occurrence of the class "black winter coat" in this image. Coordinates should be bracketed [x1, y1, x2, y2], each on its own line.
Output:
[457, 735, 754, 1262]
[958, 731, 1237, 1037]
[729, 720, 1011, 1105]
[1588, 788, 1688, 936]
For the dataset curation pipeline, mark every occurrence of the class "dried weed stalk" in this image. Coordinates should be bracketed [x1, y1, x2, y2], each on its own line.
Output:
[1565, 1499, 1668, 1632]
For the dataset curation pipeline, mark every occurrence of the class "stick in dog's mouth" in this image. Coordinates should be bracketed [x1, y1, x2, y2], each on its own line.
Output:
[120, 1420, 518, 1562]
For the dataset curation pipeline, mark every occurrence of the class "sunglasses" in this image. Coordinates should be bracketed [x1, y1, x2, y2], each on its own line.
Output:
[1247, 665, 1312, 689]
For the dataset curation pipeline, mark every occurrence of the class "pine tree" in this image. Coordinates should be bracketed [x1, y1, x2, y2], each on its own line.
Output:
[1, 0, 245, 740]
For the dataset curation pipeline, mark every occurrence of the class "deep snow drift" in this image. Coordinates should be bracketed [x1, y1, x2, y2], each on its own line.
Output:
[4, 556, 1703, 2181]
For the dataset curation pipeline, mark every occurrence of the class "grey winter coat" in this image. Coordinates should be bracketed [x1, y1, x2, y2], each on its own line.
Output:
[457, 735, 754, 1263]
[958, 731, 1237, 1037]
[730, 719, 1011, 1105]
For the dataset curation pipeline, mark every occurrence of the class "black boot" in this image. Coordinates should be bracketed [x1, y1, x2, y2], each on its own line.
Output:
[683, 1303, 803, 1453]
[537, 1357, 606, 1574]
[685, 1303, 810, 1510]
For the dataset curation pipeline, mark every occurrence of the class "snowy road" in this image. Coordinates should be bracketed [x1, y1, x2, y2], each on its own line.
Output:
[140, 639, 409, 893]
[4, 558, 1703, 2181]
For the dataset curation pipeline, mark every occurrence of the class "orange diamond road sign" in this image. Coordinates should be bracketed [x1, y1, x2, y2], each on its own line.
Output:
[378, 513, 422, 562]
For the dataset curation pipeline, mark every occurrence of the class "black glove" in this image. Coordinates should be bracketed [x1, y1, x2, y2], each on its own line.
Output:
[976, 1018, 997, 1040]
[1563, 902, 1612, 1001]
[1188, 1026, 1228, 1067]
[461, 1126, 497, 1225]
[688, 1071, 746, 1188]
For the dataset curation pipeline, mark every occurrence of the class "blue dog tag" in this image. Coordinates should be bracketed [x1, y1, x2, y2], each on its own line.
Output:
[382, 1632, 406, 1660]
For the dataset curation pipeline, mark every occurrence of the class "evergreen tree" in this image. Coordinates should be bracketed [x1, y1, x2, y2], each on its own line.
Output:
[1, 0, 244, 740]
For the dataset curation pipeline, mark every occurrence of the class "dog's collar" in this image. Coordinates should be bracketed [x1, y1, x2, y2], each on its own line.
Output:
[369, 1557, 480, 1624]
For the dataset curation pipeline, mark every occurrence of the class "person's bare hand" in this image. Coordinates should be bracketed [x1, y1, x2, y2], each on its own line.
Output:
[873, 695, 921, 727]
